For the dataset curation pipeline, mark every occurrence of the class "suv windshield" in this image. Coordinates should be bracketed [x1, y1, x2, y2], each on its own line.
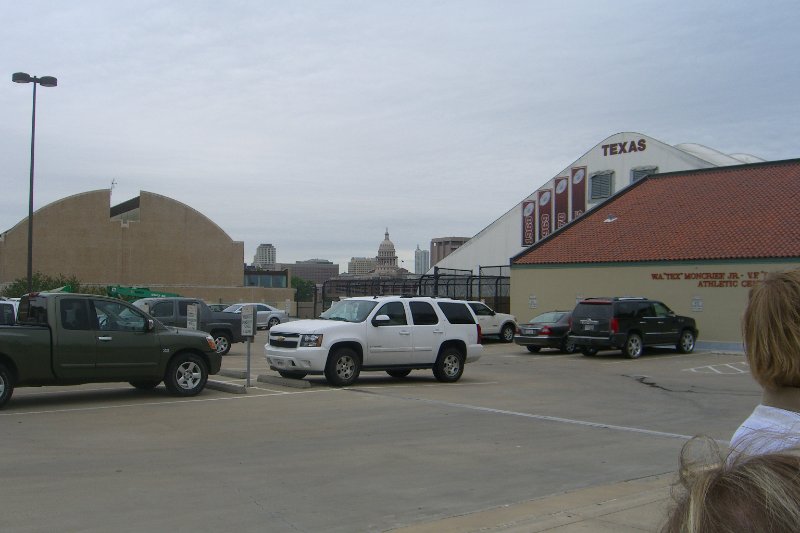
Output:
[320, 300, 378, 323]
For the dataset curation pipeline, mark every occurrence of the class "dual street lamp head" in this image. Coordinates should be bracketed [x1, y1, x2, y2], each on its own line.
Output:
[12, 72, 57, 87]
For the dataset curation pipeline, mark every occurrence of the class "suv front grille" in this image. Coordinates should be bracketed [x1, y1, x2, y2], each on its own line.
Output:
[270, 332, 299, 349]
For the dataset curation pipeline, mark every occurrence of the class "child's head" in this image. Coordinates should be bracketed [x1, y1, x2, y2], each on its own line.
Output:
[742, 269, 800, 389]
[662, 441, 800, 533]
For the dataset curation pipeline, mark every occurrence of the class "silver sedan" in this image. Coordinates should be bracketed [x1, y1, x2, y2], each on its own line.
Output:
[223, 303, 288, 329]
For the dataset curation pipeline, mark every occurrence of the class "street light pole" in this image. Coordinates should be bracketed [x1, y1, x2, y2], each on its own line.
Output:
[12, 72, 57, 293]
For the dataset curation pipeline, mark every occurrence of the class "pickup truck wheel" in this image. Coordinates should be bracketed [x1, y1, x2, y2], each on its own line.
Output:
[387, 369, 412, 378]
[278, 371, 307, 379]
[624, 333, 643, 359]
[677, 330, 696, 354]
[433, 347, 464, 383]
[324, 348, 360, 387]
[164, 354, 208, 396]
[213, 332, 232, 355]
[267, 317, 280, 329]
[129, 380, 160, 390]
[0, 364, 14, 408]
[500, 324, 515, 343]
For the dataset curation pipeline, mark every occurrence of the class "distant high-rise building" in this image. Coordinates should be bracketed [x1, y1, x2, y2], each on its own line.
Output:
[253, 243, 276, 268]
[274, 259, 340, 285]
[348, 257, 377, 275]
[430, 237, 470, 266]
[414, 244, 430, 274]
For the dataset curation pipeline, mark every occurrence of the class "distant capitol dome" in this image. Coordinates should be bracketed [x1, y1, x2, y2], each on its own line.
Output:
[375, 228, 399, 274]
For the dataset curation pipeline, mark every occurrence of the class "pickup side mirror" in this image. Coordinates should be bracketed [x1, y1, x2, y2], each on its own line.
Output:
[372, 314, 391, 327]
[146, 319, 155, 332]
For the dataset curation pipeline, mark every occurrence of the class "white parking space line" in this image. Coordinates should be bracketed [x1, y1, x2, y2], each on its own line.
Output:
[684, 362, 749, 375]
[404, 396, 723, 444]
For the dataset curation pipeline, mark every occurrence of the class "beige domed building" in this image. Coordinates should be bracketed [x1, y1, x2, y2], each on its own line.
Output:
[0, 189, 294, 306]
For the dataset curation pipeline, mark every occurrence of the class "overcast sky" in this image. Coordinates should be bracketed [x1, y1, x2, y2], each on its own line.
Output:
[2, 1, 798, 272]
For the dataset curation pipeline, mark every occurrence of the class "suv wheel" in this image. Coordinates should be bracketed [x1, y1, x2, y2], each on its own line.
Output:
[561, 338, 577, 354]
[677, 330, 696, 354]
[325, 348, 360, 387]
[433, 347, 464, 383]
[500, 324, 515, 343]
[623, 333, 643, 359]
[164, 354, 208, 396]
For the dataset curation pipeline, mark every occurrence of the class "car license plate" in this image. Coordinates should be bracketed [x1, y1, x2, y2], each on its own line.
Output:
[522, 328, 534, 335]
[584, 324, 594, 331]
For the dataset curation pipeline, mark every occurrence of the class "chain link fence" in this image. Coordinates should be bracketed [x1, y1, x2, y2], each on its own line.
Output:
[315, 266, 510, 316]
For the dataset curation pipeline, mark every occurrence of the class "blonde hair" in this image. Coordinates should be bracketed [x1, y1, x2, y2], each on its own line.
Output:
[662, 438, 800, 533]
[742, 269, 800, 389]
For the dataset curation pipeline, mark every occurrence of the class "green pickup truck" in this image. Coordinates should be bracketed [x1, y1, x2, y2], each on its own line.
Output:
[0, 292, 222, 408]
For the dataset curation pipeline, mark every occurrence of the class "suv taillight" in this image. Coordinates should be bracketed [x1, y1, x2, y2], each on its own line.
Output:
[610, 317, 619, 334]
[477, 323, 482, 344]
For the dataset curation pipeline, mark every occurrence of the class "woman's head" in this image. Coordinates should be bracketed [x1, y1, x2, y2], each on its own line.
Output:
[742, 269, 800, 389]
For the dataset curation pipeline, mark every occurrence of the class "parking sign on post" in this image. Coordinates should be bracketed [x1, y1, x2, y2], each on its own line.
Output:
[241, 305, 255, 338]
[241, 305, 256, 387]
[187, 304, 198, 330]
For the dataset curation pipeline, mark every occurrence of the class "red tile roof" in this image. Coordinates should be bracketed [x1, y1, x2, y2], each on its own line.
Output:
[513, 159, 800, 265]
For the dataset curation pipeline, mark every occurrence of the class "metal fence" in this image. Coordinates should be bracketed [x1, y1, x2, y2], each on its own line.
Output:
[318, 266, 511, 315]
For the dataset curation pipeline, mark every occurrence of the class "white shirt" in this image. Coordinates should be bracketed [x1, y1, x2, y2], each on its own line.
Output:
[730, 404, 800, 457]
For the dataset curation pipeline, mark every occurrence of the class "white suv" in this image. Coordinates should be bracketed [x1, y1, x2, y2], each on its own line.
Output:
[467, 301, 517, 343]
[265, 296, 483, 386]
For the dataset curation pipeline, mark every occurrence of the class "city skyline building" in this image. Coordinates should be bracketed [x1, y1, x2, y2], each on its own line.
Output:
[253, 243, 276, 268]
[430, 237, 470, 266]
[347, 257, 377, 275]
[274, 258, 340, 285]
[415, 244, 430, 274]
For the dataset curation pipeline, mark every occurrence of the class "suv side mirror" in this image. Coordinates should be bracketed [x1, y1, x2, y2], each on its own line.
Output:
[146, 319, 155, 332]
[372, 314, 391, 327]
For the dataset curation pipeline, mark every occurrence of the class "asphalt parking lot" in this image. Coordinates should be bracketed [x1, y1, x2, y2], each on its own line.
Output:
[2, 334, 759, 532]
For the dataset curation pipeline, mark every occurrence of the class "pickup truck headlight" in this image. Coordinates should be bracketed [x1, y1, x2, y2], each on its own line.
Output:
[205, 335, 217, 351]
[299, 334, 323, 347]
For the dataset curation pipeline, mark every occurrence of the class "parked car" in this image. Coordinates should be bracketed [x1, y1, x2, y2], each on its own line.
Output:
[223, 303, 288, 329]
[467, 301, 517, 343]
[132, 297, 244, 354]
[265, 296, 483, 386]
[514, 310, 575, 353]
[0, 292, 221, 408]
[569, 297, 698, 358]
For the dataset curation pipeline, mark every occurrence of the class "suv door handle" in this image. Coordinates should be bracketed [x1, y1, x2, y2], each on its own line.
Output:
[97, 336, 113, 342]
[399, 331, 411, 336]
[433, 329, 444, 334]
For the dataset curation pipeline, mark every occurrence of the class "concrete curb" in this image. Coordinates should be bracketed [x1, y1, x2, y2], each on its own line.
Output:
[257, 374, 313, 389]
[206, 379, 248, 394]
[219, 369, 248, 379]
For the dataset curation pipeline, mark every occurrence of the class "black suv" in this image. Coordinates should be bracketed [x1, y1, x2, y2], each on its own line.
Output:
[569, 297, 698, 358]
